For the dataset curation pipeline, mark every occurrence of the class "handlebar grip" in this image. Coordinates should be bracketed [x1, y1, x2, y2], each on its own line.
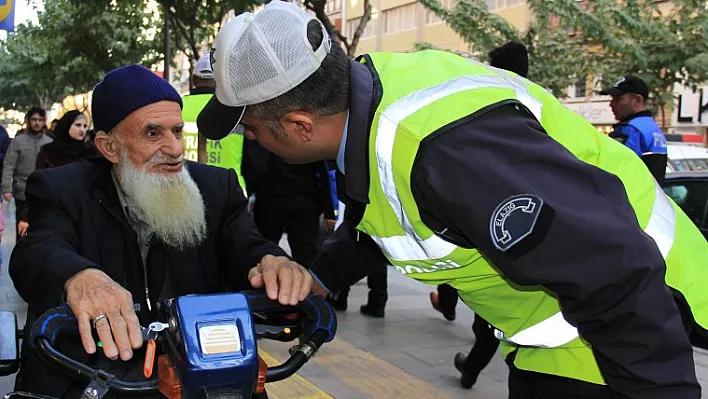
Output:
[29, 304, 78, 349]
[36, 338, 158, 393]
[244, 291, 337, 343]
[29, 305, 158, 393]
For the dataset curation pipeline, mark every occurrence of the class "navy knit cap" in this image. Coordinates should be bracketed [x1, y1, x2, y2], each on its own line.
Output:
[92, 64, 183, 133]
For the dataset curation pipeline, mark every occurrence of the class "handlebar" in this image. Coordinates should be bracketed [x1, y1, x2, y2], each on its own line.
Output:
[265, 330, 329, 383]
[29, 292, 337, 393]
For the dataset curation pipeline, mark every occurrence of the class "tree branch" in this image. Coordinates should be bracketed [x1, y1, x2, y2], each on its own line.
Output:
[347, 0, 372, 57]
[188, 1, 201, 58]
[303, 0, 337, 38]
[303, 0, 372, 58]
[167, 7, 197, 59]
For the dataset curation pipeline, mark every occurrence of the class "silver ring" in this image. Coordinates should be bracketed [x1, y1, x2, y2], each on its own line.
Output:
[93, 314, 107, 326]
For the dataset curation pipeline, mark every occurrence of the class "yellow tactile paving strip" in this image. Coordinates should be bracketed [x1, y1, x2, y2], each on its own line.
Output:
[260, 349, 334, 399]
[261, 338, 452, 399]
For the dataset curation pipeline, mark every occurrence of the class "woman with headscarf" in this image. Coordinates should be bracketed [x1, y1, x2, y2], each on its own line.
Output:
[35, 110, 95, 169]
[17, 110, 97, 237]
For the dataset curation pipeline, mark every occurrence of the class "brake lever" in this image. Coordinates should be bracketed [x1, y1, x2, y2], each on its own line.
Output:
[254, 324, 301, 342]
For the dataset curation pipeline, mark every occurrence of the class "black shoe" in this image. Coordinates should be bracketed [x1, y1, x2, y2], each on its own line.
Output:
[327, 295, 347, 312]
[454, 352, 478, 389]
[430, 292, 456, 321]
[360, 304, 385, 318]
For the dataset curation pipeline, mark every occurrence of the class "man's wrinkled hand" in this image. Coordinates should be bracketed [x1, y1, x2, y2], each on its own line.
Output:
[64, 268, 143, 361]
[248, 255, 313, 305]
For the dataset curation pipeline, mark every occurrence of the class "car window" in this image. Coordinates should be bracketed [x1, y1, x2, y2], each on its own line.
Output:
[668, 158, 708, 172]
[662, 180, 708, 228]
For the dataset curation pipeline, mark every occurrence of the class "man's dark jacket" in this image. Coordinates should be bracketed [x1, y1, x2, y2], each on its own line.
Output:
[241, 139, 336, 220]
[9, 157, 287, 397]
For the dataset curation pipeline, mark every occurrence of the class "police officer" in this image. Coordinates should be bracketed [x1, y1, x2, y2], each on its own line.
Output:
[197, 2, 708, 397]
[182, 54, 244, 183]
[601, 75, 668, 182]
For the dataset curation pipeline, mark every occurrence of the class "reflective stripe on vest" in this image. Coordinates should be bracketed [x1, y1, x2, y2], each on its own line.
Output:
[370, 73, 677, 348]
[646, 182, 675, 259]
[370, 74, 542, 262]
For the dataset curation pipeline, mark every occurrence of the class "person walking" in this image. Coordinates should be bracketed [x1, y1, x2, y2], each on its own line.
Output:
[2, 106, 53, 242]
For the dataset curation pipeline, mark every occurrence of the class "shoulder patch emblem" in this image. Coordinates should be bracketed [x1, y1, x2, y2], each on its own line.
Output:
[489, 194, 544, 252]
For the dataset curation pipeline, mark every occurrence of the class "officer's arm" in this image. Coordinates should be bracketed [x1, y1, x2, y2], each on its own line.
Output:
[412, 104, 699, 397]
[613, 124, 643, 157]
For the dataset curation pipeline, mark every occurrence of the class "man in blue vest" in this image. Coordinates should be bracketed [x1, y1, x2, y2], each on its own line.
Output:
[601, 75, 668, 182]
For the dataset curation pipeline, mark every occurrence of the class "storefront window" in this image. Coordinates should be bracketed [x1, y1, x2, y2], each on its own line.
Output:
[575, 79, 587, 98]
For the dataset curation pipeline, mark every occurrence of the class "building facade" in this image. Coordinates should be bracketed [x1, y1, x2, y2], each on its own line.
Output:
[340, 0, 530, 55]
[330, 0, 705, 139]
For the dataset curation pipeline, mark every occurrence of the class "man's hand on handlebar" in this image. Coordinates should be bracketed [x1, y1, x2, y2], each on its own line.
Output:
[248, 255, 316, 306]
[64, 268, 143, 361]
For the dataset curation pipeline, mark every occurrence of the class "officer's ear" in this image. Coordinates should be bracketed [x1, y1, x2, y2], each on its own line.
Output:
[638, 94, 648, 108]
[282, 111, 315, 143]
[94, 131, 121, 164]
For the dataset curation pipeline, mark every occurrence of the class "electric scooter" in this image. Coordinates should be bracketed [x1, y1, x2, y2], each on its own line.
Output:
[0, 290, 337, 399]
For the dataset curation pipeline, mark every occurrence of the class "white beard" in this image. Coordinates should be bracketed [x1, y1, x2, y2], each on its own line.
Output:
[116, 151, 207, 251]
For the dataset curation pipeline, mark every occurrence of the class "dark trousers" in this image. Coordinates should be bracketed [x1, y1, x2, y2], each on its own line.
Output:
[437, 283, 459, 315]
[464, 314, 500, 377]
[253, 193, 321, 268]
[506, 352, 612, 398]
[15, 199, 25, 243]
[337, 266, 388, 309]
[438, 284, 499, 377]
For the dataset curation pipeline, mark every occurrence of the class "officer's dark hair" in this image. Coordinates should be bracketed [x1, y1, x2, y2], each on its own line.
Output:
[26, 106, 47, 121]
[488, 41, 528, 78]
[247, 20, 350, 134]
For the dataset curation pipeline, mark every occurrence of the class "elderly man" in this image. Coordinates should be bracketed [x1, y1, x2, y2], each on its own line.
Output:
[9, 64, 313, 397]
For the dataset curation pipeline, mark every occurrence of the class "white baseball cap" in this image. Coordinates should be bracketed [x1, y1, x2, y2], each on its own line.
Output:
[197, 0, 331, 139]
[193, 54, 214, 79]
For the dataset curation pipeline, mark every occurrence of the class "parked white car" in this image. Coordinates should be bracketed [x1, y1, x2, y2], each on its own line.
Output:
[666, 143, 708, 173]
[661, 143, 708, 240]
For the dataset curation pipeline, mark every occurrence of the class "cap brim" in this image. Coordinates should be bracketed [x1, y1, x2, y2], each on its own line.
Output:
[599, 87, 624, 96]
[197, 95, 246, 140]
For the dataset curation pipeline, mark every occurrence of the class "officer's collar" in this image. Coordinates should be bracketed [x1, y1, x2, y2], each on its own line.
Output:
[616, 110, 653, 127]
[189, 86, 215, 96]
[341, 57, 381, 205]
